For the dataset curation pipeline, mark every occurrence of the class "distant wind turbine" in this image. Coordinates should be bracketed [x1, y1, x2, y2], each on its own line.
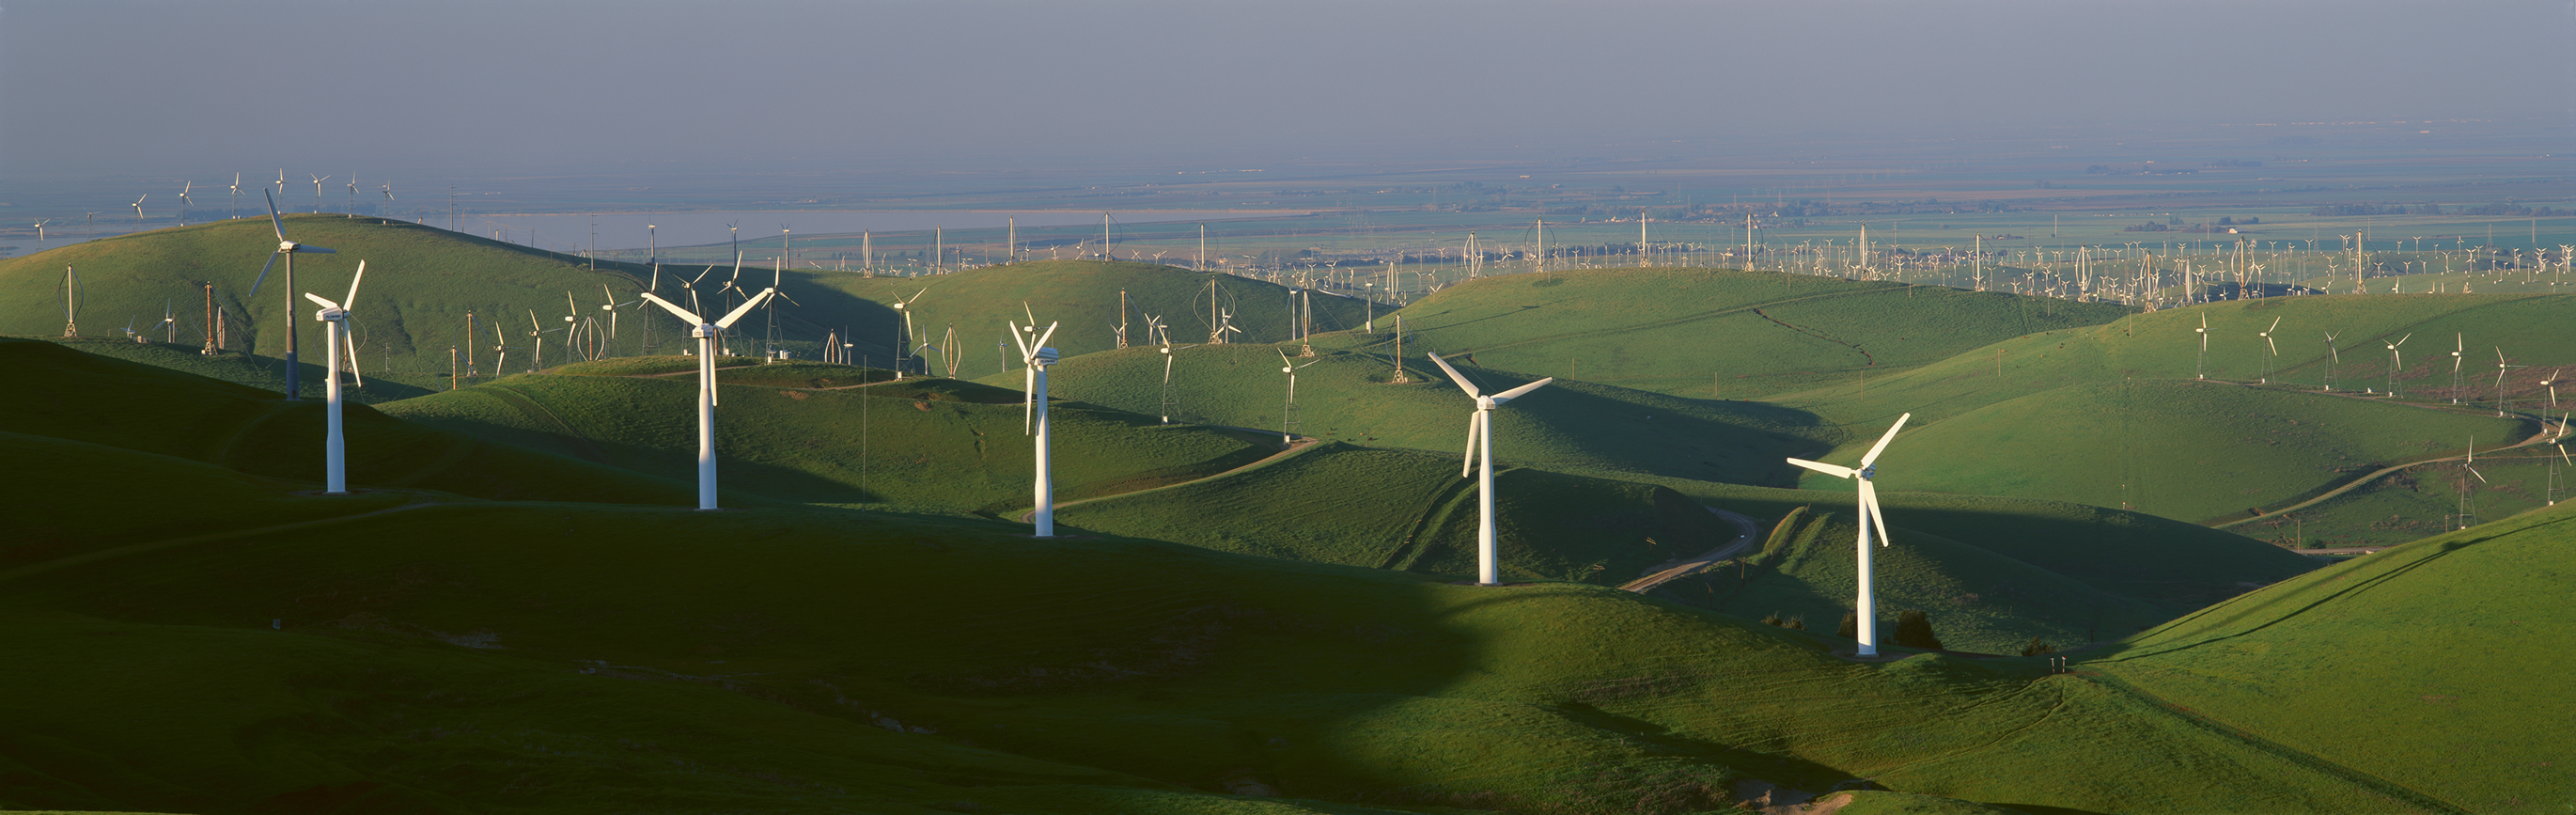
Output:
[246, 189, 336, 400]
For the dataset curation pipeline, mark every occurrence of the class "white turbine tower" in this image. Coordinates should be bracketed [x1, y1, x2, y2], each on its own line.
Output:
[2383, 333, 2412, 395]
[2194, 312, 2209, 379]
[1786, 414, 1910, 657]
[639, 286, 774, 510]
[1278, 349, 1323, 446]
[303, 261, 368, 494]
[247, 189, 336, 400]
[1011, 320, 1064, 537]
[2321, 331, 2342, 391]
[1426, 353, 1553, 586]
[2256, 317, 2280, 383]
[2448, 334, 2465, 403]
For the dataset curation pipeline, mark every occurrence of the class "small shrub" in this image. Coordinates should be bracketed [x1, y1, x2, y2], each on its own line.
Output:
[2020, 637, 2054, 656]
[1836, 611, 1859, 640]
[1894, 609, 1944, 650]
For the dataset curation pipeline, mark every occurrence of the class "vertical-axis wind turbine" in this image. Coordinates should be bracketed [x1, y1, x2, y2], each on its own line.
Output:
[1426, 353, 1553, 586]
[639, 285, 774, 509]
[247, 189, 336, 400]
[1011, 320, 1063, 537]
[304, 261, 368, 494]
[1786, 414, 1910, 657]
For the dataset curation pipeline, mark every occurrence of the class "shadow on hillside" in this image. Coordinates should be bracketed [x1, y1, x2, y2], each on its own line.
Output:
[1508, 376, 1829, 486]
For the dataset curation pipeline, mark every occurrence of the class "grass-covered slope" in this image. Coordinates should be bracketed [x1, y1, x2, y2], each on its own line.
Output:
[1777, 293, 2576, 432]
[1377, 267, 2131, 399]
[1054, 442, 1732, 586]
[1023, 344, 1832, 484]
[0, 337, 699, 506]
[1591, 475, 2321, 616]
[1804, 380, 2532, 524]
[816, 259, 1367, 369]
[2090, 501, 2576, 812]
[0, 431, 2452, 814]
[379, 358, 1275, 512]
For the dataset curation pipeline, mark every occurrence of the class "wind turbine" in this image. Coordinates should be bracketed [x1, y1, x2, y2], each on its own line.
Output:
[2494, 348, 2523, 416]
[1010, 319, 1064, 537]
[896, 287, 937, 373]
[2383, 333, 2412, 395]
[2194, 312, 2209, 379]
[132, 194, 148, 223]
[639, 285, 774, 509]
[309, 174, 330, 213]
[1277, 349, 1323, 446]
[601, 284, 636, 351]
[2458, 436, 2487, 528]
[304, 260, 368, 494]
[491, 318, 511, 376]
[246, 189, 336, 400]
[177, 181, 193, 225]
[1158, 337, 1197, 425]
[153, 299, 176, 343]
[2256, 317, 2280, 383]
[2547, 413, 2570, 506]
[1425, 353, 1553, 587]
[1785, 414, 1910, 657]
[2321, 331, 2342, 391]
[2448, 334, 2466, 403]
[2539, 368, 2563, 409]
[32, 219, 47, 242]
[229, 173, 243, 219]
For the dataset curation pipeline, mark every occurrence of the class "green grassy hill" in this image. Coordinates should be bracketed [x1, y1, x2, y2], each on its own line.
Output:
[1052, 442, 1732, 587]
[2088, 501, 2576, 813]
[1020, 344, 1833, 485]
[0, 337, 700, 506]
[1373, 267, 2131, 400]
[1804, 379, 2532, 525]
[0, 422, 2474, 814]
[379, 357, 1275, 513]
[1775, 293, 2576, 432]
[811, 260, 1369, 374]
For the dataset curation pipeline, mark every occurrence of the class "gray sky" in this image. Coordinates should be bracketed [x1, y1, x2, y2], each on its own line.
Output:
[4, 0, 2568, 180]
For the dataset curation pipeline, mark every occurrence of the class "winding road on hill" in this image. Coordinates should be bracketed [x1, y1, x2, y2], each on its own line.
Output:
[2215, 409, 2568, 529]
[1618, 508, 1760, 593]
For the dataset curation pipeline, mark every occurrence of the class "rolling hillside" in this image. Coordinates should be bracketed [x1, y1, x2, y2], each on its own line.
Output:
[2089, 500, 2576, 813]
[1373, 266, 2132, 400]
[1021, 344, 1834, 485]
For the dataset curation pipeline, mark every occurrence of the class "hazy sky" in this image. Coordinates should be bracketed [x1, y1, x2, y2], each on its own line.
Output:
[4, 0, 2568, 180]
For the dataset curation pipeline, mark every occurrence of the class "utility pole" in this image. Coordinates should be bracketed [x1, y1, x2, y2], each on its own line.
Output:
[201, 282, 217, 355]
[1391, 314, 1409, 383]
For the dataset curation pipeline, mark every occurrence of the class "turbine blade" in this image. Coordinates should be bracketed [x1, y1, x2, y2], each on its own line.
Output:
[247, 252, 281, 299]
[304, 292, 338, 309]
[639, 291, 700, 322]
[1425, 353, 1482, 398]
[2267, 336, 2278, 356]
[1785, 458, 1857, 479]
[1007, 321, 1033, 361]
[1461, 410, 1482, 478]
[1860, 478, 1894, 548]
[1859, 413, 1912, 467]
[344, 323, 364, 387]
[343, 260, 366, 307]
[714, 290, 772, 329]
[264, 189, 286, 239]
[1030, 321, 1060, 352]
[1490, 376, 1554, 404]
[2467, 466, 2488, 484]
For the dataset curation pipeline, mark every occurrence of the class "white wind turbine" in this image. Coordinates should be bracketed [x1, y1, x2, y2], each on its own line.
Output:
[178, 181, 193, 225]
[2547, 413, 2570, 506]
[246, 189, 336, 400]
[639, 285, 774, 510]
[2539, 368, 2563, 409]
[309, 174, 330, 212]
[303, 261, 369, 494]
[1010, 319, 1064, 537]
[1277, 349, 1323, 446]
[132, 195, 148, 223]
[890, 288, 928, 376]
[2321, 331, 2342, 391]
[1426, 353, 1554, 586]
[1159, 337, 1197, 426]
[2256, 317, 2280, 383]
[229, 173, 242, 219]
[2383, 333, 2412, 395]
[2194, 312, 2209, 379]
[2448, 334, 2466, 403]
[1785, 414, 1910, 657]
[32, 219, 47, 242]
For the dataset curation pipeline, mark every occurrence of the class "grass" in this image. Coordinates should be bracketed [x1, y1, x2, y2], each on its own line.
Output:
[804, 259, 1369, 372]
[1805, 379, 2532, 525]
[2086, 501, 2576, 813]
[380, 361, 1277, 512]
[1054, 442, 1731, 587]
[0, 425, 2437, 814]
[1375, 267, 2131, 400]
[1020, 343, 1834, 485]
